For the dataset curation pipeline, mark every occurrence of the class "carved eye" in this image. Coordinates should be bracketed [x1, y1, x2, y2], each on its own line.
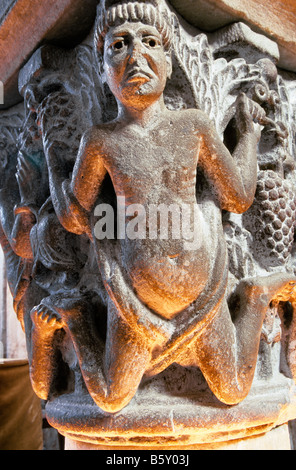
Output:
[113, 40, 124, 50]
[148, 39, 156, 47]
[112, 37, 128, 51]
[143, 37, 161, 48]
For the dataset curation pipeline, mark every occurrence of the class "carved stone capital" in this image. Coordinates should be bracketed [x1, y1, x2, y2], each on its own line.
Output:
[1, 0, 296, 449]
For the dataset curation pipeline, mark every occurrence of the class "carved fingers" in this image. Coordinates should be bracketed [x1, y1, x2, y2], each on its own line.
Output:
[235, 93, 265, 139]
[31, 303, 63, 331]
[246, 97, 267, 125]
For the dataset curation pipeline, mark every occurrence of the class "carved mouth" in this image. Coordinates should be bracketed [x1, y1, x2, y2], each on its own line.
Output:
[125, 68, 152, 82]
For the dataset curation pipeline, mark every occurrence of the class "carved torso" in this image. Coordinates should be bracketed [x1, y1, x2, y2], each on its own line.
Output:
[90, 109, 225, 318]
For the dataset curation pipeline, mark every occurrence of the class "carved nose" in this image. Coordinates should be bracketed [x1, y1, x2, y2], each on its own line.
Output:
[128, 40, 145, 64]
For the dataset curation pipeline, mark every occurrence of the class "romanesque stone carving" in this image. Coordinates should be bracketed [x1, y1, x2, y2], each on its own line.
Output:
[1, 0, 296, 447]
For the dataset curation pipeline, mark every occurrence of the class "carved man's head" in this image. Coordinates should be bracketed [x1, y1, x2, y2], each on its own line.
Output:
[95, 0, 172, 55]
[94, 0, 173, 109]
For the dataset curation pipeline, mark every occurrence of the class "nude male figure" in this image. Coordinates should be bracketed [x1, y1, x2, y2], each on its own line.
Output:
[30, 1, 296, 412]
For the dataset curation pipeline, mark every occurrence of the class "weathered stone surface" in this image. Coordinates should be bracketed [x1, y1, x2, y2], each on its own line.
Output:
[64, 424, 292, 450]
[1, 0, 296, 109]
[1, 0, 296, 450]
[46, 371, 296, 448]
[170, 0, 296, 71]
[0, 0, 98, 108]
[208, 22, 280, 64]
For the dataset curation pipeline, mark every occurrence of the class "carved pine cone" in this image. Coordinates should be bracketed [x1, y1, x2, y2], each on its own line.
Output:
[246, 170, 296, 265]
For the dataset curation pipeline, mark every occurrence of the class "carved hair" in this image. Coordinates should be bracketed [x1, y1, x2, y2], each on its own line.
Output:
[94, 0, 172, 58]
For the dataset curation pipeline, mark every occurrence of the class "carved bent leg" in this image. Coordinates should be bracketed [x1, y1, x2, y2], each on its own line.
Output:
[279, 300, 296, 382]
[193, 273, 296, 405]
[29, 294, 102, 401]
[30, 303, 64, 400]
[31, 292, 154, 413]
[30, 294, 98, 400]
[56, 297, 153, 413]
[29, 278, 164, 412]
[101, 300, 153, 412]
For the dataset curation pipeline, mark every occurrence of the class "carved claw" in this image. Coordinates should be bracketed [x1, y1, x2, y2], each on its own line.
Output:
[31, 303, 63, 330]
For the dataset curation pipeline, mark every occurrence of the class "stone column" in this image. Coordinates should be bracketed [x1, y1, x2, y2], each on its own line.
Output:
[1, 0, 296, 451]
[0, 247, 28, 359]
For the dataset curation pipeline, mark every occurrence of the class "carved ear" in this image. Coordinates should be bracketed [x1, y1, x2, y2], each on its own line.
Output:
[101, 69, 107, 84]
[166, 54, 172, 80]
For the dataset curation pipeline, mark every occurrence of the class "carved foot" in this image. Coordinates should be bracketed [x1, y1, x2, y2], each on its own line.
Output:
[30, 301, 65, 400]
[271, 277, 296, 302]
[238, 273, 296, 306]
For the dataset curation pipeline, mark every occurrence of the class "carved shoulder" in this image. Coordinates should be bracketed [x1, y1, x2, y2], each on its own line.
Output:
[91, 122, 119, 143]
[80, 126, 104, 152]
[75, 125, 113, 168]
[189, 108, 215, 136]
[171, 108, 214, 138]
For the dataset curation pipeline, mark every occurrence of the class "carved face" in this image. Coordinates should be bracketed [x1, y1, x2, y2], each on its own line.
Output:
[103, 22, 172, 109]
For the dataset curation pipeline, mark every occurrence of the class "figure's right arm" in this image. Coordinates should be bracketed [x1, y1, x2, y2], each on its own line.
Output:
[71, 129, 107, 212]
[45, 128, 107, 238]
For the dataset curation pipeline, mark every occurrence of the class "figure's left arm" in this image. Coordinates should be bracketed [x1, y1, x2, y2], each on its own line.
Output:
[198, 93, 263, 213]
